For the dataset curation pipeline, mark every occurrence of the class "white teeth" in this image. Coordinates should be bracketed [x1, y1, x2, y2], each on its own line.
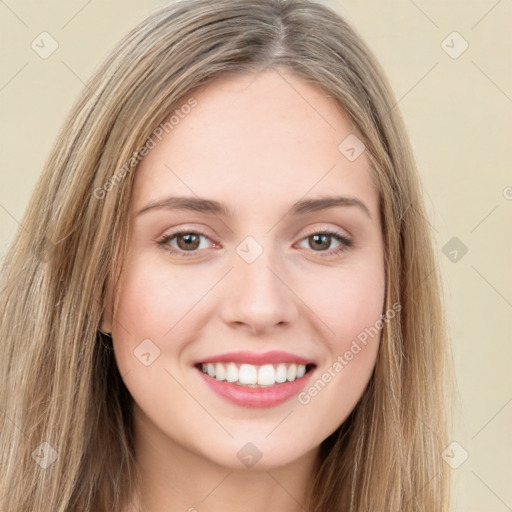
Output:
[226, 362, 238, 383]
[215, 362, 226, 381]
[275, 363, 287, 383]
[287, 364, 297, 381]
[200, 362, 309, 386]
[257, 364, 275, 386]
[239, 364, 257, 384]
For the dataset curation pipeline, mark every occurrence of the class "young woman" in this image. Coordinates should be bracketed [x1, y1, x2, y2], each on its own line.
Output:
[0, 0, 453, 510]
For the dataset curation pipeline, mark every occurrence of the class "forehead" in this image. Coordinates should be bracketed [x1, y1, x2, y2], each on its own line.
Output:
[132, 69, 378, 219]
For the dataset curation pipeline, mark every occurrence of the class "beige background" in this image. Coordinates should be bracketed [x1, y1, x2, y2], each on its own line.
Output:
[1, 1, 511, 510]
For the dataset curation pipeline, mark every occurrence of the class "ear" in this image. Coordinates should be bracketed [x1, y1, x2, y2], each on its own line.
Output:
[100, 316, 112, 334]
[100, 284, 114, 333]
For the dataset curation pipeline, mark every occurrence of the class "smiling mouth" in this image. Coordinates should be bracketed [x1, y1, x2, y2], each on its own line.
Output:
[195, 361, 316, 387]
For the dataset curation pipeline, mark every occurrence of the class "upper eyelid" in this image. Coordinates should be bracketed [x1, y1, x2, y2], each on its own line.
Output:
[160, 226, 352, 248]
[159, 230, 352, 262]
[161, 224, 351, 238]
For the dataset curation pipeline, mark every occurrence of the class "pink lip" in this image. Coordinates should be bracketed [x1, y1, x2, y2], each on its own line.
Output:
[196, 366, 316, 408]
[196, 350, 314, 366]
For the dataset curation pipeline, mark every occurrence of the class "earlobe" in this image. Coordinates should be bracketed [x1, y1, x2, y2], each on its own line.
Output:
[98, 326, 112, 337]
[99, 307, 112, 334]
[100, 306, 113, 333]
[100, 286, 114, 334]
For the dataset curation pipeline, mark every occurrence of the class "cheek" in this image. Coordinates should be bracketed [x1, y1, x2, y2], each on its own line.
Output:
[110, 257, 203, 418]
[304, 261, 385, 350]
[111, 254, 225, 389]
[295, 263, 384, 419]
[112, 257, 183, 371]
[114, 256, 208, 338]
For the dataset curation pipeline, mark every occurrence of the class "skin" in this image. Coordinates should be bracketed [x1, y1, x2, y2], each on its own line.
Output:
[102, 67, 386, 512]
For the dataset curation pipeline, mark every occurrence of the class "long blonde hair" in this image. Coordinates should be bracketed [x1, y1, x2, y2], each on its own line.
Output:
[0, 0, 453, 510]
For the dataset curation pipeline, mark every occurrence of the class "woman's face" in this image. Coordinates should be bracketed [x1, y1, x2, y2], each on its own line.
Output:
[106, 68, 385, 470]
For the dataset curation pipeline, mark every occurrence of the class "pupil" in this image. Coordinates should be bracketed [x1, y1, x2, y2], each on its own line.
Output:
[178, 233, 199, 250]
[311, 234, 329, 251]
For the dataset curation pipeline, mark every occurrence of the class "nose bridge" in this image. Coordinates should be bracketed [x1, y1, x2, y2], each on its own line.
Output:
[219, 235, 298, 332]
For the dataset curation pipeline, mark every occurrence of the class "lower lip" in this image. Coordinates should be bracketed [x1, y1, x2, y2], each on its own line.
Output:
[196, 366, 315, 408]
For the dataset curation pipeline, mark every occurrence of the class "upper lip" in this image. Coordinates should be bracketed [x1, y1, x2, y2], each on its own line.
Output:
[196, 350, 316, 366]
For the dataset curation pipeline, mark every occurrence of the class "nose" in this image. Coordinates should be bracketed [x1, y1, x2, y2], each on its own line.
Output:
[218, 246, 299, 335]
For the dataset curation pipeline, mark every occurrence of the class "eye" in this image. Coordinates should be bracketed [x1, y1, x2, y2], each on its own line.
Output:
[157, 227, 353, 259]
[157, 227, 216, 258]
[296, 229, 353, 257]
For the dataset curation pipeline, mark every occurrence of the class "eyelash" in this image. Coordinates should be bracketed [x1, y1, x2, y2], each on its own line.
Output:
[157, 227, 353, 259]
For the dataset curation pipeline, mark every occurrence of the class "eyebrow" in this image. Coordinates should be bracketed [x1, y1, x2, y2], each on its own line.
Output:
[136, 195, 372, 219]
